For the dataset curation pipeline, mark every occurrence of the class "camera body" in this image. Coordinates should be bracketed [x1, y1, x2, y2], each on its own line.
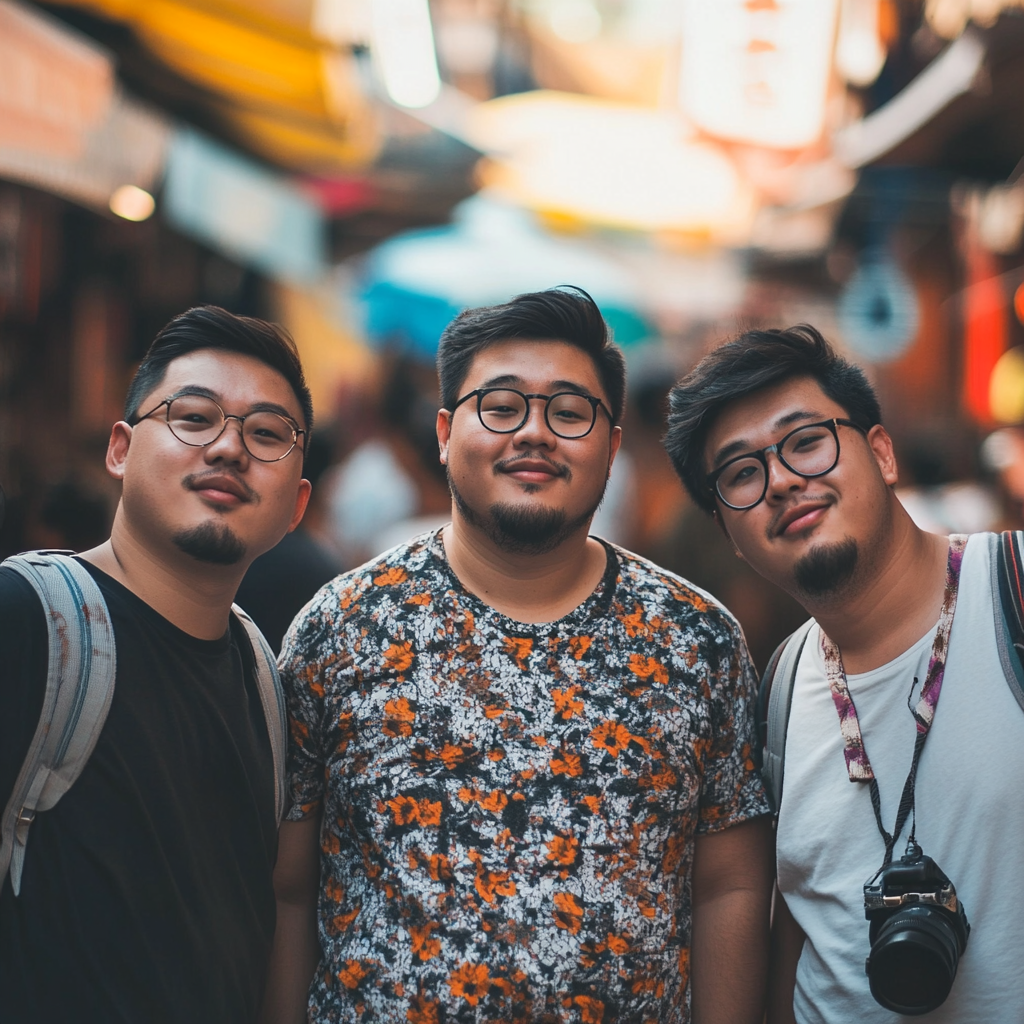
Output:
[863, 843, 970, 1016]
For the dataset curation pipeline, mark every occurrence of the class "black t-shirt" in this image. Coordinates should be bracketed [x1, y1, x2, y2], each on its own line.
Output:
[0, 560, 278, 1024]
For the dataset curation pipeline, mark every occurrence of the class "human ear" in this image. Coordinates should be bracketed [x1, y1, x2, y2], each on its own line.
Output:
[105, 422, 133, 481]
[287, 478, 313, 532]
[436, 409, 452, 466]
[606, 425, 622, 477]
[866, 425, 898, 487]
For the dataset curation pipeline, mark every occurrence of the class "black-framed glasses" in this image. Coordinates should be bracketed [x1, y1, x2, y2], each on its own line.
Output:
[707, 418, 866, 511]
[134, 393, 305, 463]
[452, 388, 609, 439]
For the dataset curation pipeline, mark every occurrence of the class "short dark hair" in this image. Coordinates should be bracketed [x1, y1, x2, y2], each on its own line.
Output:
[436, 286, 627, 424]
[664, 324, 882, 514]
[124, 306, 314, 435]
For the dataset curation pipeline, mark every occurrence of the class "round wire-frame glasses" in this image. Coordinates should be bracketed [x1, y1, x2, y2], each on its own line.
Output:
[134, 393, 305, 462]
[706, 417, 865, 511]
[452, 387, 610, 439]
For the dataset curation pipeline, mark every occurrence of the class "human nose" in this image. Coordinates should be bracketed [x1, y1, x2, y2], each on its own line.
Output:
[512, 397, 556, 448]
[204, 413, 249, 464]
[763, 448, 807, 503]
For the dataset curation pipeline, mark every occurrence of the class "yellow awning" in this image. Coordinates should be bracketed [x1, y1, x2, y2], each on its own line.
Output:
[43, 0, 380, 172]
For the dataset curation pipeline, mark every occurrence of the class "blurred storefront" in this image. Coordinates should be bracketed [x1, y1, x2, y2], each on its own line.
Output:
[3, 0, 1024, 665]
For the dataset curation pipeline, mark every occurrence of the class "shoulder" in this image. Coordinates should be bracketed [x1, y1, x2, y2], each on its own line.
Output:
[607, 542, 745, 640]
[283, 530, 444, 652]
[0, 563, 48, 637]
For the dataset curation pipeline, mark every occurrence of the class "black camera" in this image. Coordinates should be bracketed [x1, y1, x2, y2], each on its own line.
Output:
[863, 842, 970, 1015]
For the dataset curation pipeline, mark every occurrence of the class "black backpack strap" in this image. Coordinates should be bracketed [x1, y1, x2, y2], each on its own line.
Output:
[992, 530, 1024, 713]
[758, 618, 815, 815]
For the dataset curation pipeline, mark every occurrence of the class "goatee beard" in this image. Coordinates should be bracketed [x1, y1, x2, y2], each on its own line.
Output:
[173, 522, 246, 565]
[793, 538, 858, 597]
[447, 468, 604, 555]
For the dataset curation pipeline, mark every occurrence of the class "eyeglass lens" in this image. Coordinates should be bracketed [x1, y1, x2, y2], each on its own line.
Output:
[166, 395, 297, 461]
[716, 423, 839, 508]
[478, 390, 595, 438]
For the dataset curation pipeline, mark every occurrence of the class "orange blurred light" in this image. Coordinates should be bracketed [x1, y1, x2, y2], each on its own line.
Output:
[1015, 280, 1024, 326]
[109, 184, 156, 221]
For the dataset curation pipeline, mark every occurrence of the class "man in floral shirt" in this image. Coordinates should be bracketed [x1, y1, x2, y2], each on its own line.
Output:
[261, 288, 772, 1024]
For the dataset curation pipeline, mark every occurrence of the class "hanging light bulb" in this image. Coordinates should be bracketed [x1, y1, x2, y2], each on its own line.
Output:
[371, 0, 441, 109]
[835, 0, 887, 87]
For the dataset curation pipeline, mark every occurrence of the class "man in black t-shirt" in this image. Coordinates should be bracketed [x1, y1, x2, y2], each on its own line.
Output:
[0, 307, 314, 1024]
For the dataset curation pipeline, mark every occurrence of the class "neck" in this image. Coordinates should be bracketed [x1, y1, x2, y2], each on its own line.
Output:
[802, 506, 950, 674]
[79, 511, 247, 640]
[442, 509, 608, 624]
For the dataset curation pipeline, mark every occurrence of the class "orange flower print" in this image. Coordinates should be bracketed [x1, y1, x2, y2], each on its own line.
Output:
[469, 849, 516, 904]
[573, 995, 606, 1023]
[606, 932, 629, 955]
[329, 907, 359, 934]
[384, 640, 415, 673]
[428, 853, 452, 882]
[405, 591, 432, 606]
[437, 742, 469, 769]
[416, 799, 442, 827]
[388, 795, 420, 825]
[448, 962, 491, 1006]
[374, 566, 408, 586]
[502, 636, 533, 670]
[553, 891, 584, 933]
[409, 922, 441, 961]
[546, 834, 579, 866]
[552, 685, 584, 719]
[406, 993, 439, 1024]
[590, 719, 632, 758]
[568, 635, 592, 660]
[627, 653, 669, 686]
[550, 751, 583, 777]
[383, 697, 416, 737]
[338, 959, 368, 989]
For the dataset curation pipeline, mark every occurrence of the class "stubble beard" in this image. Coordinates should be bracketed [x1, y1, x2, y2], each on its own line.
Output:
[172, 521, 247, 565]
[447, 466, 605, 556]
[792, 537, 859, 598]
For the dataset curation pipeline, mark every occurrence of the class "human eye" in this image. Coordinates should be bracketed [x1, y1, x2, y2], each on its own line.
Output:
[789, 427, 830, 453]
[246, 414, 292, 446]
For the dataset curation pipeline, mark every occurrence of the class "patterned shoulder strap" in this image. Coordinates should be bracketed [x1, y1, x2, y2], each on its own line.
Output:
[0, 552, 116, 895]
[993, 530, 1024, 713]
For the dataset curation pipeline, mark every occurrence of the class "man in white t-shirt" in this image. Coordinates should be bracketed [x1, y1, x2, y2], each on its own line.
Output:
[663, 324, 1024, 1024]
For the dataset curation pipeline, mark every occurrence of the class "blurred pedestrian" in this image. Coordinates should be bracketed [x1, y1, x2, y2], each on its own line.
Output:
[261, 287, 772, 1024]
[0, 307, 313, 1024]
[665, 325, 1024, 1024]
[236, 432, 343, 654]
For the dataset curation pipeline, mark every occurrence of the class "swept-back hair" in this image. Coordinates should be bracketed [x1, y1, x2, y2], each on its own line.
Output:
[436, 286, 627, 424]
[124, 305, 313, 435]
[664, 324, 882, 514]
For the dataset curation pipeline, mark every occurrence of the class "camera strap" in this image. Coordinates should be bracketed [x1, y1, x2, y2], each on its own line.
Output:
[820, 535, 967, 866]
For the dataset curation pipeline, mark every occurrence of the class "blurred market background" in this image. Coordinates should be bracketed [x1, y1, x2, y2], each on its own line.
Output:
[3, 0, 1024, 664]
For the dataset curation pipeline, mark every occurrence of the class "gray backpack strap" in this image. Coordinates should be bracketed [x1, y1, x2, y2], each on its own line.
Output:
[989, 530, 1024, 713]
[759, 618, 816, 815]
[0, 552, 116, 896]
[231, 604, 287, 824]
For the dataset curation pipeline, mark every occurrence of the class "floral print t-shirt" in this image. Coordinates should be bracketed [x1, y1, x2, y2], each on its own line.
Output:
[280, 529, 768, 1024]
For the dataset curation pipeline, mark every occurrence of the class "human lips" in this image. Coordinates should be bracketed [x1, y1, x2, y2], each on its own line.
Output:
[186, 471, 253, 506]
[773, 500, 830, 537]
[497, 456, 566, 485]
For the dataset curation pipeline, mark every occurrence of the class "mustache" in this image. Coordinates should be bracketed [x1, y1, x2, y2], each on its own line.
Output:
[182, 470, 258, 504]
[767, 493, 835, 538]
[493, 452, 571, 480]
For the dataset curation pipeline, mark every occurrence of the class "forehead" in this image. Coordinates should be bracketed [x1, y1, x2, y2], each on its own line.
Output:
[146, 349, 303, 422]
[704, 376, 846, 468]
[461, 338, 606, 397]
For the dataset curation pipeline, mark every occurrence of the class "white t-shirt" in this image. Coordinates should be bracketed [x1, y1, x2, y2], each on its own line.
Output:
[777, 533, 1024, 1024]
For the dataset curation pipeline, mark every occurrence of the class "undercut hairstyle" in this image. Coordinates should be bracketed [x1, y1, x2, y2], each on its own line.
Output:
[124, 305, 313, 435]
[436, 286, 627, 424]
[664, 324, 882, 514]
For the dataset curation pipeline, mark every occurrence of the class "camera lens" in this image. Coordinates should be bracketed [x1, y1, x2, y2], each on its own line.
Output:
[867, 906, 963, 1015]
